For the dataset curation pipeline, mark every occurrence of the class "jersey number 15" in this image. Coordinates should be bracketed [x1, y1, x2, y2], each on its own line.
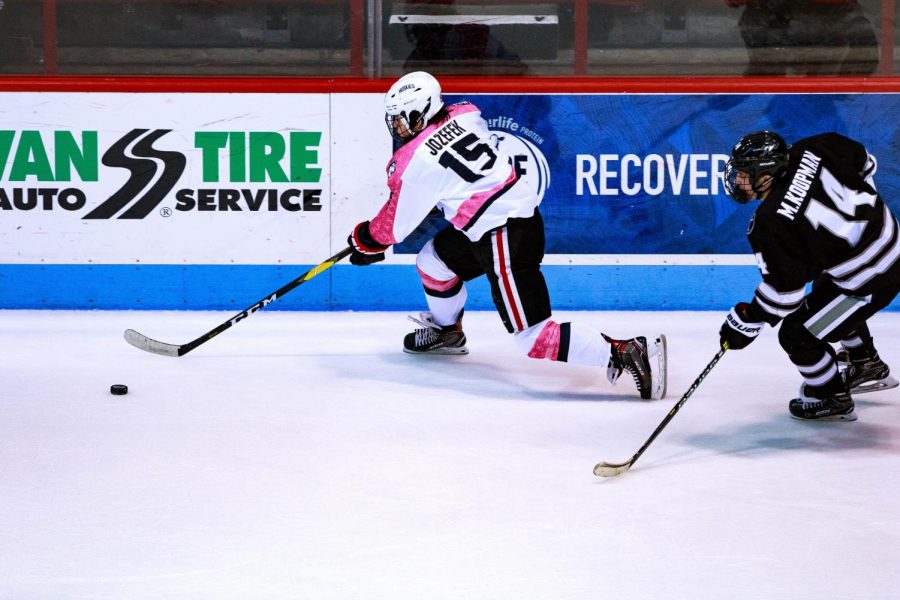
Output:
[438, 133, 498, 183]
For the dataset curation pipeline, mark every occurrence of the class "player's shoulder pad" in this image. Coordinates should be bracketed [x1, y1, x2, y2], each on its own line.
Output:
[752, 197, 783, 231]
[448, 100, 479, 113]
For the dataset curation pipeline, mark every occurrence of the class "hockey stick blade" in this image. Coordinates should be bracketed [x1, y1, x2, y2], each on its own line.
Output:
[593, 461, 632, 478]
[124, 329, 182, 357]
[123, 246, 353, 358]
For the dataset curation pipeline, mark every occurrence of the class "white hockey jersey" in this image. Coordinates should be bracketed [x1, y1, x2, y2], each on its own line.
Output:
[368, 102, 540, 245]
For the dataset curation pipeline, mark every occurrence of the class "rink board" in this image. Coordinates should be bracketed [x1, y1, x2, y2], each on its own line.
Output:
[1, 91, 898, 310]
[3, 263, 898, 312]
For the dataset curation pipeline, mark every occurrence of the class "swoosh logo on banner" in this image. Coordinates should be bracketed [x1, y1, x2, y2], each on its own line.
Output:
[83, 129, 186, 220]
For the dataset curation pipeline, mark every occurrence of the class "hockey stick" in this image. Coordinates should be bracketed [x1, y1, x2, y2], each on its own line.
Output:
[124, 246, 354, 357]
[593, 343, 728, 478]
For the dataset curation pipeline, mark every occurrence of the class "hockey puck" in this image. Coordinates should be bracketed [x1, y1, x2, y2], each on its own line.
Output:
[110, 384, 128, 396]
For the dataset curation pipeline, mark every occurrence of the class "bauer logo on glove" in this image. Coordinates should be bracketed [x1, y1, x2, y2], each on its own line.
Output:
[725, 311, 762, 334]
[719, 303, 765, 350]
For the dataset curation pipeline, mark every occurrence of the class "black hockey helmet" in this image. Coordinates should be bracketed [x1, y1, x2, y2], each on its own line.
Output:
[724, 130, 791, 203]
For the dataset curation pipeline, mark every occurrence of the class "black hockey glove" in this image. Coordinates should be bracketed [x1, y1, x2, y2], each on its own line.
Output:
[348, 220, 389, 266]
[719, 302, 766, 350]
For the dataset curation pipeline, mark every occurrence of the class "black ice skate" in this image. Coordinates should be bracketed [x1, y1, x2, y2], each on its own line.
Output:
[403, 312, 468, 355]
[603, 334, 667, 400]
[789, 385, 857, 421]
[841, 354, 899, 395]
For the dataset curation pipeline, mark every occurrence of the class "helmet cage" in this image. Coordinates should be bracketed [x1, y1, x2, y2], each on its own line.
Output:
[723, 131, 790, 203]
[384, 97, 432, 142]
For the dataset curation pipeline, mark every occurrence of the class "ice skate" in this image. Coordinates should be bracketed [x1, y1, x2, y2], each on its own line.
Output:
[789, 384, 856, 421]
[403, 312, 468, 355]
[841, 354, 898, 395]
[604, 334, 667, 400]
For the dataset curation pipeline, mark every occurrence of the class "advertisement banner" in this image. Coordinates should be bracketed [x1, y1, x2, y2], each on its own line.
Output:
[1, 91, 898, 310]
[429, 93, 900, 257]
[0, 93, 332, 264]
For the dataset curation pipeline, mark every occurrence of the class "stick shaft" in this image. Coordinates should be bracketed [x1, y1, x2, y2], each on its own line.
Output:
[619, 346, 727, 471]
[183, 246, 353, 354]
[126, 246, 353, 356]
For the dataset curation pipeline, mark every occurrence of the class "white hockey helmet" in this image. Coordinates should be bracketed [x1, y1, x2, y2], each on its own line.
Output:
[384, 71, 444, 142]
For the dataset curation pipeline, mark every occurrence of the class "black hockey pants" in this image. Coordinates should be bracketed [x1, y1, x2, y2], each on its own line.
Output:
[432, 208, 552, 334]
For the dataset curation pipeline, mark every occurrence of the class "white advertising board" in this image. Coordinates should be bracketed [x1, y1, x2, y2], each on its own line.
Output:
[0, 92, 375, 265]
[329, 93, 396, 260]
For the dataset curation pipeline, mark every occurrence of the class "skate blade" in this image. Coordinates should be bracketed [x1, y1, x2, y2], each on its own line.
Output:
[790, 410, 858, 422]
[850, 375, 899, 395]
[650, 334, 667, 400]
[403, 346, 469, 356]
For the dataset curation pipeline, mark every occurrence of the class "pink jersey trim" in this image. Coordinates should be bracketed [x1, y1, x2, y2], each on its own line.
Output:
[449, 166, 519, 231]
[417, 266, 461, 292]
[369, 196, 399, 245]
[370, 103, 480, 245]
[527, 320, 561, 361]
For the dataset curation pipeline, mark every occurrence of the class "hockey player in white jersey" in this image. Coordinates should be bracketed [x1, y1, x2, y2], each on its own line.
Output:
[346, 71, 667, 400]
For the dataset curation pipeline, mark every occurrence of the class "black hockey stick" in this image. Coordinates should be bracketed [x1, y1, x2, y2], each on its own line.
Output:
[593, 343, 728, 478]
[124, 246, 354, 357]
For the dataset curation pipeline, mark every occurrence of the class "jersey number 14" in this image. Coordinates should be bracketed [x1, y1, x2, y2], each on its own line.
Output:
[804, 167, 877, 246]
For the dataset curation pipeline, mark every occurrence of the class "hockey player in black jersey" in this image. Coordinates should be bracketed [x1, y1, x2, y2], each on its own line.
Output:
[719, 130, 900, 421]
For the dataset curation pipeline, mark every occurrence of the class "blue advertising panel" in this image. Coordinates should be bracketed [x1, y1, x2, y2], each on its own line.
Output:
[418, 93, 900, 256]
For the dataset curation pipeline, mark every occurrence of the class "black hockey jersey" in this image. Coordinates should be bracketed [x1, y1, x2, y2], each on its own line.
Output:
[747, 133, 900, 323]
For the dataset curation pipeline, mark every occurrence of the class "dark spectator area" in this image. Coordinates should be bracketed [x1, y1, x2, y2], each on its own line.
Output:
[0, 0, 894, 76]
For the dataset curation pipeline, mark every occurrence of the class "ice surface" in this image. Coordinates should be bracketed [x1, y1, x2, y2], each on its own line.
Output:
[2, 309, 899, 599]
